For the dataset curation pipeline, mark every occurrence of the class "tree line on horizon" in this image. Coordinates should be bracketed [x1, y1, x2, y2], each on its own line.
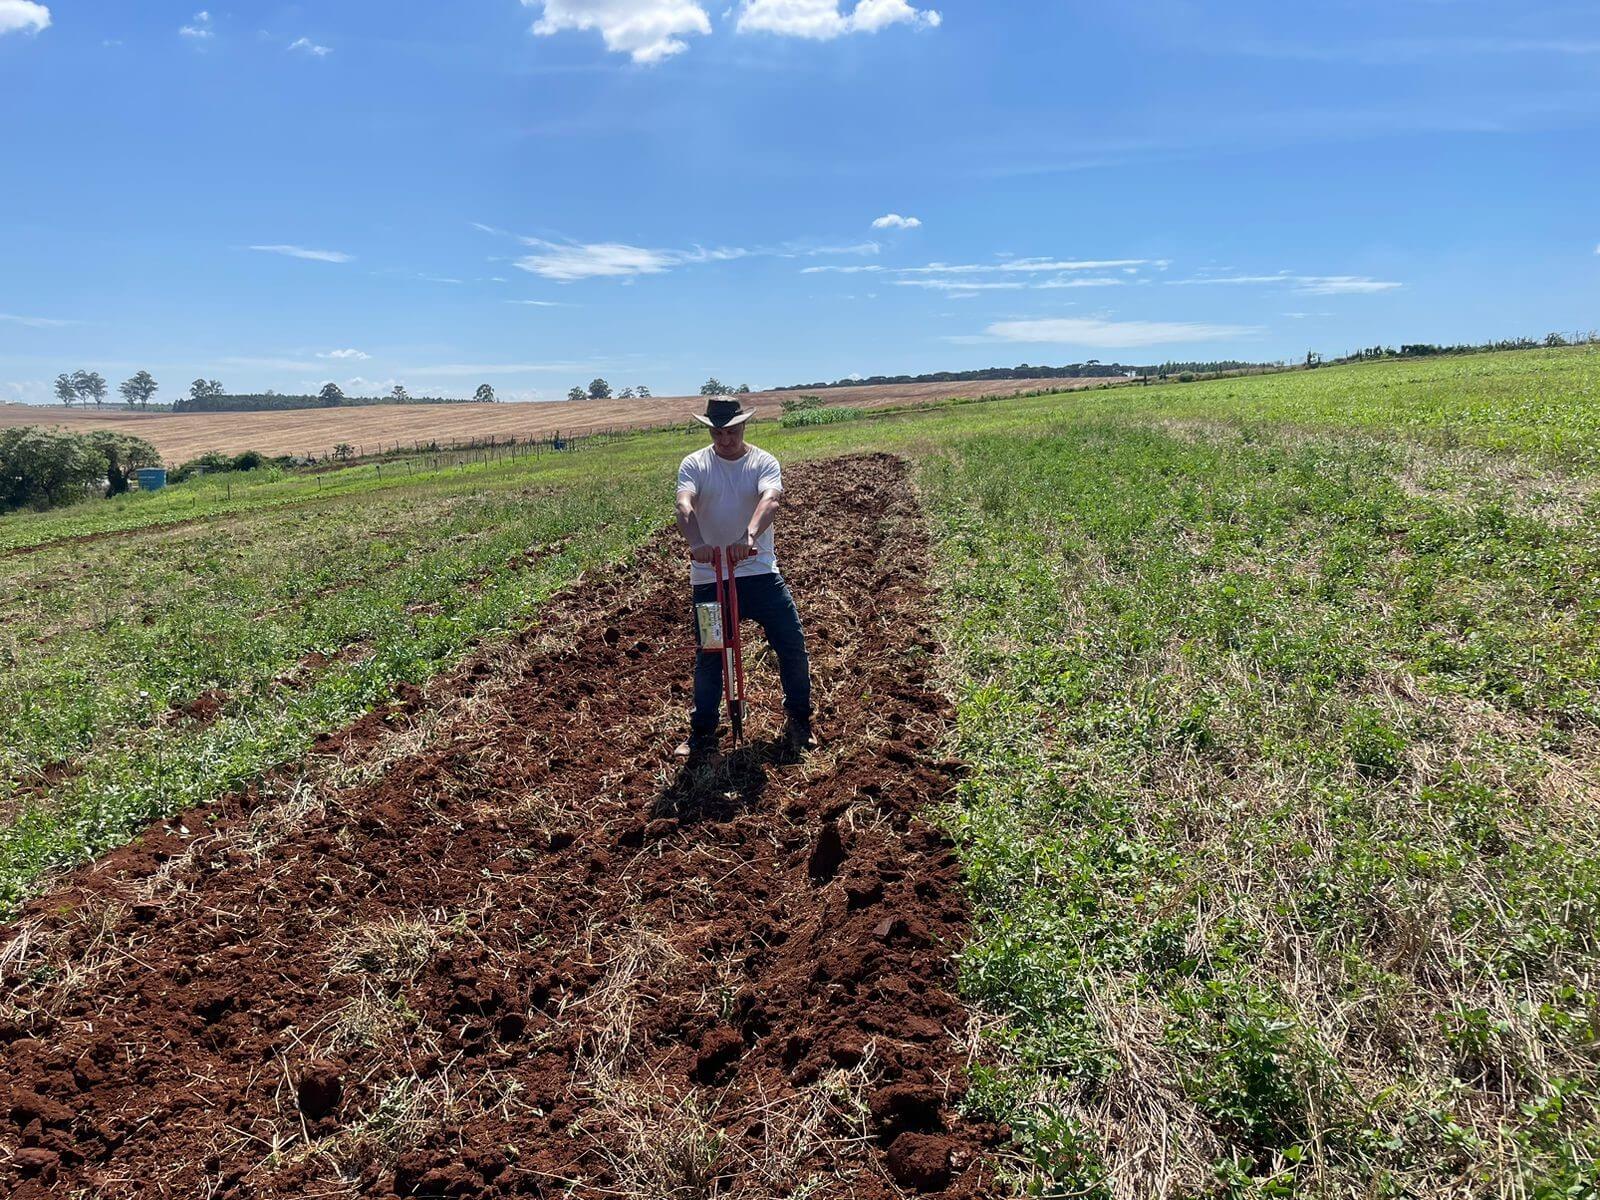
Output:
[46, 373, 506, 413]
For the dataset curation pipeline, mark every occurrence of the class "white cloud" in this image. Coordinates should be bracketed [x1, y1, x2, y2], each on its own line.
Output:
[799, 264, 885, 274]
[897, 278, 1027, 291]
[0, 311, 76, 328]
[0, 1, 50, 36]
[737, 0, 939, 39]
[289, 36, 332, 56]
[180, 10, 213, 39]
[1036, 276, 1128, 289]
[523, 0, 711, 63]
[1297, 276, 1402, 295]
[317, 348, 369, 360]
[975, 317, 1259, 348]
[514, 237, 745, 280]
[872, 213, 922, 229]
[802, 240, 880, 256]
[896, 274, 1128, 292]
[901, 257, 1149, 275]
[1168, 272, 1401, 295]
[507, 299, 568, 307]
[249, 244, 355, 263]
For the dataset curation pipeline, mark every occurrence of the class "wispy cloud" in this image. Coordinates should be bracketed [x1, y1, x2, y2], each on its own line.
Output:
[0, 311, 76, 328]
[738, 0, 940, 40]
[0, 1, 50, 37]
[872, 213, 922, 229]
[514, 237, 747, 281]
[317, 348, 369, 360]
[180, 10, 212, 39]
[966, 317, 1260, 347]
[507, 299, 569, 307]
[896, 278, 1028, 291]
[900, 257, 1153, 275]
[1168, 271, 1401, 295]
[809, 257, 1142, 292]
[249, 244, 355, 263]
[289, 36, 332, 56]
[523, 0, 711, 64]
[801, 240, 881, 256]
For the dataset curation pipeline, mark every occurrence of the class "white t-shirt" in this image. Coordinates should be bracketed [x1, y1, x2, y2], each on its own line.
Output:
[676, 443, 784, 585]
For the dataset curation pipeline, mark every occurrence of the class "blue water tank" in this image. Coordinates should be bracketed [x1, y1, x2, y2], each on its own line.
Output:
[135, 467, 167, 492]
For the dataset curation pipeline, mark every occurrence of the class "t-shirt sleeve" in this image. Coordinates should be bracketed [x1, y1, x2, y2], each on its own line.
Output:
[755, 452, 783, 496]
[676, 454, 700, 497]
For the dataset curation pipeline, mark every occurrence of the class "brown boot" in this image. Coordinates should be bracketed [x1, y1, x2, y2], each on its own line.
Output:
[674, 733, 717, 760]
[784, 718, 818, 753]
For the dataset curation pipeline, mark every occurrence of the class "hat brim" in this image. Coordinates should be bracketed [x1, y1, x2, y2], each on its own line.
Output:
[694, 409, 754, 428]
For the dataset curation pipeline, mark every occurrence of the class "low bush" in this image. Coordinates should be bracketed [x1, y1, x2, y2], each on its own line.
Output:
[779, 404, 864, 428]
[0, 426, 160, 513]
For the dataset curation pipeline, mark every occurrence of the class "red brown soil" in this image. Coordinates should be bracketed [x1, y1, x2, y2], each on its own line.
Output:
[0, 455, 1003, 1198]
[0, 374, 1115, 462]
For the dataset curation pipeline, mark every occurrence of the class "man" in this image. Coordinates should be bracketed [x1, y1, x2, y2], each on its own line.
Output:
[674, 395, 816, 758]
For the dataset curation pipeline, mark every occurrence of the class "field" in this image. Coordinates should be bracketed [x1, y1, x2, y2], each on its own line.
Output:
[0, 376, 1112, 463]
[1, 346, 1598, 1197]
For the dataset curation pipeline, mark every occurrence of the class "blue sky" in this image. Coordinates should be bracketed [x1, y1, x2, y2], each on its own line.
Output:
[1, 0, 1596, 403]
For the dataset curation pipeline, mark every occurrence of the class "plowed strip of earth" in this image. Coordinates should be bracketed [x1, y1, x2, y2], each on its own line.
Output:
[0, 454, 1001, 1199]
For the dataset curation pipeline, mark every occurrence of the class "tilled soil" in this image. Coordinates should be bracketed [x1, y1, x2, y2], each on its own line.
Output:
[0, 454, 1002, 1199]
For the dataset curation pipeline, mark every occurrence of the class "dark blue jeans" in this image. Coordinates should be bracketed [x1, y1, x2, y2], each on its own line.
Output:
[691, 572, 812, 737]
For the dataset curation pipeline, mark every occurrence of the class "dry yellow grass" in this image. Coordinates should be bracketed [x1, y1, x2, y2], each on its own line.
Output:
[0, 376, 1114, 461]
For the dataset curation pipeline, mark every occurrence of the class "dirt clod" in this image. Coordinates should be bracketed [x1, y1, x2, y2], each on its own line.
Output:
[295, 1062, 343, 1120]
[808, 820, 846, 881]
[886, 1132, 955, 1192]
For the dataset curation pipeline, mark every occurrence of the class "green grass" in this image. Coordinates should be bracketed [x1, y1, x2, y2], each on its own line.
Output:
[921, 419, 1600, 1195]
[3, 345, 1599, 1195]
[0, 446, 671, 913]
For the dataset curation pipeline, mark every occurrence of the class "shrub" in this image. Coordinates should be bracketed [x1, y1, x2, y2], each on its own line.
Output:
[0, 426, 159, 512]
[779, 404, 864, 428]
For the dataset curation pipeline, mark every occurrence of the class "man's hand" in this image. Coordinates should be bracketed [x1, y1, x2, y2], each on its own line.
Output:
[727, 534, 760, 566]
[689, 544, 718, 564]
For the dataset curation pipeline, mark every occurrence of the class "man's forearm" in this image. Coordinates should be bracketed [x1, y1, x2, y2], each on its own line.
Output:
[676, 504, 705, 549]
[745, 491, 781, 539]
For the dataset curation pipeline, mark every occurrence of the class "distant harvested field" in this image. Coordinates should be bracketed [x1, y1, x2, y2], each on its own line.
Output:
[0, 376, 1114, 461]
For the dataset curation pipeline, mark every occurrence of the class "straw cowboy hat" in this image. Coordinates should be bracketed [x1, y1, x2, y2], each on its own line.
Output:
[695, 396, 754, 428]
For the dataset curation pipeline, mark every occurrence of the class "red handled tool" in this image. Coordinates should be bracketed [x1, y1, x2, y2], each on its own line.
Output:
[710, 546, 748, 744]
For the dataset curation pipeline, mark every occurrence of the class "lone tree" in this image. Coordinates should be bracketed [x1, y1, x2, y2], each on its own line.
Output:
[699, 378, 733, 397]
[391, 385, 410, 403]
[86, 430, 160, 495]
[617, 387, 635, 399]
[474, 383, 496, 403]
[54, 373, 77, 407]
[118, 371, 159, 409]
[587, 378, 612, 399]
[319, 382, 345, 406]
[635, 385, 651, 399]
[735, 383, 751, 394]
[74, 370, 108, 408]
[566, 386, 586, 402]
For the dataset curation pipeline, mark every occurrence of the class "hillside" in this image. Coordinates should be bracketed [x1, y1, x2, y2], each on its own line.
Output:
[0, 376, 1115, 462]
